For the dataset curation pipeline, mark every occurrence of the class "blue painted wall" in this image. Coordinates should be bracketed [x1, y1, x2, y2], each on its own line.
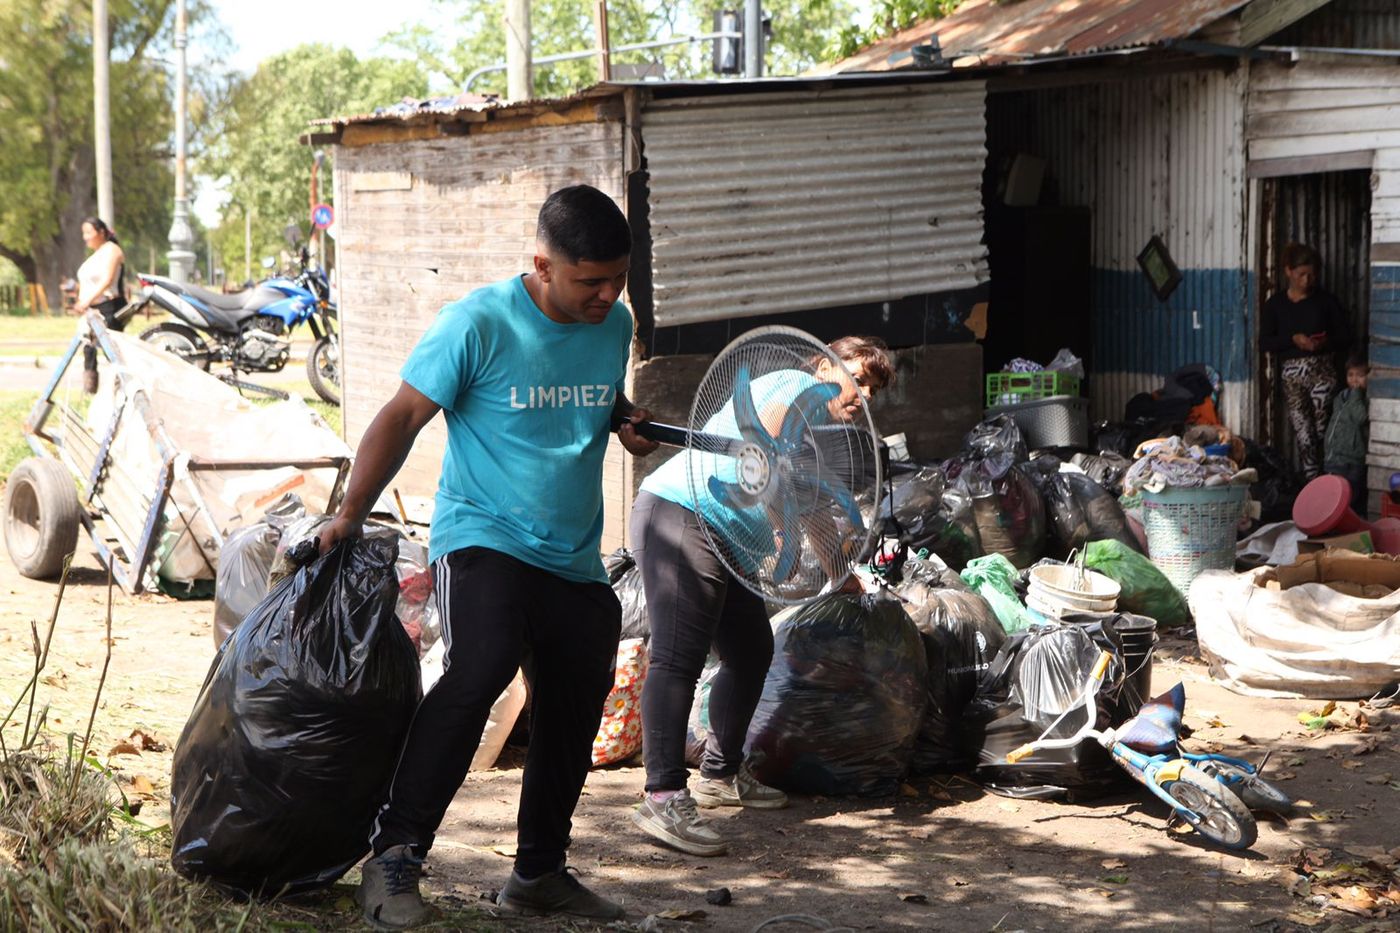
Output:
[1092, 268, 1256, 384]
[1369, 263, 1400, 398]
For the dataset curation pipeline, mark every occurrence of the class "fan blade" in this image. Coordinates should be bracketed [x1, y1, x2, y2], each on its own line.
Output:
[771, 490, 802, 584]
[785, 471, 865, 532]
[731, 365, 772, 449]
[708, 475, 759, 511]
[777, 382, 841, 452]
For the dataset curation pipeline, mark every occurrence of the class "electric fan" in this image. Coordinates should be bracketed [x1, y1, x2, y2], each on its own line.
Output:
[624, 326, 884, 604]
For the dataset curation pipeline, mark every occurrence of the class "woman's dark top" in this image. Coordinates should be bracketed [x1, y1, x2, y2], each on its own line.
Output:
[1259, 288, 1350, 361]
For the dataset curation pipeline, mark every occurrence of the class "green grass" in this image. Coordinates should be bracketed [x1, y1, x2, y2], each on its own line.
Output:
[0, 391, 34, 483]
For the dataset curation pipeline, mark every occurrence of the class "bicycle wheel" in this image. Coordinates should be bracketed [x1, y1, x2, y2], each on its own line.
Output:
[1201, 761, 1294, 815]
[1165, 766, 1257, 850]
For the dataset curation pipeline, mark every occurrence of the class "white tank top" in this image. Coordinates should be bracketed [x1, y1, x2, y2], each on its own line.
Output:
[77, 243, 122, 304]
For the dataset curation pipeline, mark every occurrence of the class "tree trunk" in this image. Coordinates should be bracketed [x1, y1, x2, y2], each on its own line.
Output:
[32, 146, 97, 314]
[0, 244, 38, 284]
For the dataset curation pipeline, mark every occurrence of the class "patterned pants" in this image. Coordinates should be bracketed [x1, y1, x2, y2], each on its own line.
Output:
[1281, 355, 1337, 480]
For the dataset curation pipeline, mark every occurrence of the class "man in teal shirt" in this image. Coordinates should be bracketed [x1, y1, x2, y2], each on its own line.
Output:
[319, 185, 657, 928]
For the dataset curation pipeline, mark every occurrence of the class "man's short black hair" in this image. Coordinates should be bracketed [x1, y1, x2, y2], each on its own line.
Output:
[536, 185, 631, 264]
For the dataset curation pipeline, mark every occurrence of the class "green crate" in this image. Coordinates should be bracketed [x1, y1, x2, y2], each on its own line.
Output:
[985, 371, 1081, 407]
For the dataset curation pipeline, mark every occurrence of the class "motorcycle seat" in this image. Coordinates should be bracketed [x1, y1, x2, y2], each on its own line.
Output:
[149, 276, 250, 313]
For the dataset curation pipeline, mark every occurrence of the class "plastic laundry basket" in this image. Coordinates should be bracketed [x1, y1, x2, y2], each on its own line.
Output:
[1141, 485, 1249, 596]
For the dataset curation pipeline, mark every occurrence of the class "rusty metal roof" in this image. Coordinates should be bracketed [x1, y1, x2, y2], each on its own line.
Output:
[826, 0, 1251, 73]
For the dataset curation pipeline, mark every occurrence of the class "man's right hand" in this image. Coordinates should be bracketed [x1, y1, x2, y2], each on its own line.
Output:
[317, 514, 362, 556]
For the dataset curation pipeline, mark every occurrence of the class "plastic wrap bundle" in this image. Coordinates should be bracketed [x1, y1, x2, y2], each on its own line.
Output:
[1084, 539, 1190, 627]
[877, 467, 983, 571]
[892, 570, 1007, 774]
[960, 620, 1135, 800]
[212, 494, 307, 648]
[604, 548, 649, 641]
[268, 513, 332, 584]
[1026, 458, 1142, 557]
[945, 418, 1045, 569]
[746, 593, 927, 796]
[171, 533, 421, 894]
[395, 538, 434, 655]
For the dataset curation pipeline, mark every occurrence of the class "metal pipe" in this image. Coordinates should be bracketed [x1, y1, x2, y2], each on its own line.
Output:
[744, 0, 762, 78]
[464, 30, 742, 92]
[1259, 44, 1400, 59]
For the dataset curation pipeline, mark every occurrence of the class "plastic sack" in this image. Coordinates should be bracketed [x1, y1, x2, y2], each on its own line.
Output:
[1083, 539, 1190, 628]
[604, 549, 649, 642]
[1070, 452, 1132, 497]
[960, 553, 1039, 634]
[171, 533, 421, 894]
[1027, 458, 1142, 557]
[1046, 348, 1086, 379]
[683, 657, 722, 767]
[212, 495, 307, 648]
[961, 620, 1136, 800]
[945, 420, 1044, 569]
[592, 638, 648, 766]
[892, 571, 1007, 774]
[394, 537, 433, 655]
[269, 513, 332, 584]
[878, 468, 983, 571]
[1192, 569, 1400, 699]
[746, 593, 927, 796]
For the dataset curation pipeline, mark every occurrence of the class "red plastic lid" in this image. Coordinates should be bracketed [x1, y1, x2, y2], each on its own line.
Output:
[1293, 475, 1364, 536]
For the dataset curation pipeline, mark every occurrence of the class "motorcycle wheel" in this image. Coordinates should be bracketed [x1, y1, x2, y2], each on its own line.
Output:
[1165, 766, 1257, 850]
[306, 335, 340, 406]
[139, 322, 210, 371]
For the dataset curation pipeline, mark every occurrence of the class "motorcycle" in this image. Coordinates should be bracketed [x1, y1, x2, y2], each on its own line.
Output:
[123, 249, 341, 405]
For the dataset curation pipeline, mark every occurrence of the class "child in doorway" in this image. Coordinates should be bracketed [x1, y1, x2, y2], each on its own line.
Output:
[1324, 353, 1369, 513]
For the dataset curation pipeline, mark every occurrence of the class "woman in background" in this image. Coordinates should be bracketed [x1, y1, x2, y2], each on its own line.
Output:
[1259, 242, 1350, 479]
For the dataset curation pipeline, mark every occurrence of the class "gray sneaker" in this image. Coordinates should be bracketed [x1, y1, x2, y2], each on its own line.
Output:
[496, 866, 624, 920]
[356, 845, 427, 929]
[693, 763, 789, 809]
[632, 790, 729, 856]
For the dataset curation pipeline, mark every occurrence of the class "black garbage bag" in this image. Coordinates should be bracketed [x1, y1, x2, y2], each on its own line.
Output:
[959, 620, 1136, 800]
[611, 555, 649, 642]
[1069, 452, 1132, 497]
[213, 495, 308, 648]
[171, 532, 422, 895]
[877, 467, 983, 571]
[1240, 436, 1302, 526]
[892, 569, 1006, 774]
[1026, 458, 1141, 557]
[945, 417, 1045, 569]
[746, 593, 927, 796]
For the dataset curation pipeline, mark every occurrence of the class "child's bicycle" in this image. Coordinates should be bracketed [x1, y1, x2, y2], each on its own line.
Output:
[1005, 651, 1291, 851]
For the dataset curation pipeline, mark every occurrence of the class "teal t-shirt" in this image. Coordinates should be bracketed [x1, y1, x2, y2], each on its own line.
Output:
[401, 275, 632, 583]
[640, 369, 820, 565]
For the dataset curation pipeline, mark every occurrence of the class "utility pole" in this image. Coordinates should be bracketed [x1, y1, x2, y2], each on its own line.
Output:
[166, 0, 196, 283]
[505, 0, 532, 101]
[593, 1, 611, 81]
[244, 207, 252, 285]
[93, 0, 114, 226]
[744, 0, 763, 78]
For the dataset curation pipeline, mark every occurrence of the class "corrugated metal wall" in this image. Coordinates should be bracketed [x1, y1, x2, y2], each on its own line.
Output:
[986, 68, 1255, 432]
[641, 82, 989, 326]
[1269, 0, 1400, 48]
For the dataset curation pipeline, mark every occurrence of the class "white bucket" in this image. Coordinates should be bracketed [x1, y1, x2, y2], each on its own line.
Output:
[1028, 564, 1120, 618]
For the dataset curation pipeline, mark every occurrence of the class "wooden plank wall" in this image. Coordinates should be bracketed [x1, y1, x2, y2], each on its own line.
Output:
[332, 119, 634, 552]
[1248, 60, 1400, 513]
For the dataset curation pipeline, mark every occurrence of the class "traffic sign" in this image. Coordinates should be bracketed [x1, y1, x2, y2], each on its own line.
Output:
[312, 204, 334, 230]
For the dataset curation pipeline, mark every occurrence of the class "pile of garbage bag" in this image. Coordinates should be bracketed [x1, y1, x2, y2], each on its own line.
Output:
[943, 417, 1046, 569]
[172, 532, 421, 894]
[876, 467, 982, 571]
[745, 592, 927, 796]
[1026, 456, 1142, 557]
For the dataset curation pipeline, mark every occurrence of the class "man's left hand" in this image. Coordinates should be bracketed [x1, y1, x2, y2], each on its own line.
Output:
[618, 407, 660, 456]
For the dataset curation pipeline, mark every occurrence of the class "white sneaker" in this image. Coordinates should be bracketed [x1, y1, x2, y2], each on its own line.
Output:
[692, 763, 789, 810]
[631, 790, 728, 856]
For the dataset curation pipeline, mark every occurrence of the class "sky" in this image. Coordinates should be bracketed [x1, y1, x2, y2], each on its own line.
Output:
[216, 0, 445, 74]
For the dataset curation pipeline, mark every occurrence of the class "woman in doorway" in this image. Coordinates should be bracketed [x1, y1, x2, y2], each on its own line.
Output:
[1259, 242, 1351, 479]
[73, 217, 126, 327]
[628, 335, 894, 858]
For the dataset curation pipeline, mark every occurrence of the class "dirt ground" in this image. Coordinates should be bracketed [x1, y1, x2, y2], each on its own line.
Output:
[1, 538, 1398, 933]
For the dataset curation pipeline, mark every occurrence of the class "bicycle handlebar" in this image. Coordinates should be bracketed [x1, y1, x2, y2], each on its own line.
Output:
[1003, 650, 1114, 764]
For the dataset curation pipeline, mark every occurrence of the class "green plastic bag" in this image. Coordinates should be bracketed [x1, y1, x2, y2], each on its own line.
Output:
[1083, 539, 1190, 627]
[960, 553, 1037, 634]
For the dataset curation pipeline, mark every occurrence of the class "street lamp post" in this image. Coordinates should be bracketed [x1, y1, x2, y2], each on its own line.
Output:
[166, 0, 195, 282]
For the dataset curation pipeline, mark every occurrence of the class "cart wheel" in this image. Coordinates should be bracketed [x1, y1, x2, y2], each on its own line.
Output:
[1166, 765, 1258, 850]
[3, 457, 81, 580]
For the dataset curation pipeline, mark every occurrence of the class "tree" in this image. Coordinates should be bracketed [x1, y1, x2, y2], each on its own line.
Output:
[204, 45, 427, 273]
[831, 0, 963, 61]
[0, 0, 226, 307]
[382, 0, 863, 98]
